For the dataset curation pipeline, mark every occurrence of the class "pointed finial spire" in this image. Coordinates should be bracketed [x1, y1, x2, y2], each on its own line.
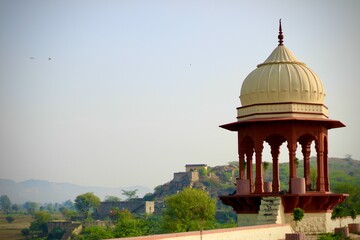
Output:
[278, 19, 284, 46]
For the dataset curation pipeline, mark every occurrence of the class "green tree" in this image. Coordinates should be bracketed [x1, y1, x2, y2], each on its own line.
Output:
[59, 207, 77, 220]
[262, 161, 270, 179]
[24, 210, 51, 239]
[332, 206, 347, 227]
[112, 209, 144, 237]
[74, 192, 100, 219]
[74, 225, 113, 240]
[310, 167, 317, 190]
[332, 183, 360, 213]
[23, 201, 38, 216]
[122, 189, 138, 200]
[162, 188, 216, 233]
[0, 195, 12, 214]
[104, 195, 121, 202]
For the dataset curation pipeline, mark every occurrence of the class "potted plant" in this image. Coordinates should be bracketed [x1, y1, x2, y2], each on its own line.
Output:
[285, 208, 305, 240]
[332, 206, 349, 238]
[348, 209, 360, 233]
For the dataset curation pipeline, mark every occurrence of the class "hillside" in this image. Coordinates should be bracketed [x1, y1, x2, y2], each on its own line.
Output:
[0, 179, 150, 204]
[146, 157, 360, 214]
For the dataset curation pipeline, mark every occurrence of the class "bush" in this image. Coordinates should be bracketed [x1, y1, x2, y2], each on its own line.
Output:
[5, 215, 15, 223]
[292, 208, 304, 222]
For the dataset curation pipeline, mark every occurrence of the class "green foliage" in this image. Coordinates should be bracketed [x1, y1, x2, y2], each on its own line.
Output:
[24, 210, 52, 239]
[59, 207, 77, 220]
[332, 206, 347, 227]
[332, 183, 360, 214]
[74, 225, 113, 240]
[198, 167, 208, 177]
[143, 193, 155, 201]
[350, 209, 357, 221]
[262, 161, 270, 175]
[162, 188, 216, 233]
[23, 201, 38, 216]
[318, 233, 351, 240]
[47, 227, 65, 240]
[104, 195, 121, 202]
[74, 192, 100, 219]
[0, 195, 12, 214]
[122, 189, 138, 200]
[292, 208, 304, 222]
[112, 210, 144, 237]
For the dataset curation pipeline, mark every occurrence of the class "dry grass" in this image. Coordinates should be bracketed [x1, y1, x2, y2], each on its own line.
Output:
[0, 213, 32, 240]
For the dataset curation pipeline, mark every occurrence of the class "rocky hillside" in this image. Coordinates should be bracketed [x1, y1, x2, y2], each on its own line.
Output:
[146, 157, 360, 214]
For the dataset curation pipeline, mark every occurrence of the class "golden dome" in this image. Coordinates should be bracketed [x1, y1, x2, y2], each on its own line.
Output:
[237, 22, 328, 121]
[240, 45, 325, 106]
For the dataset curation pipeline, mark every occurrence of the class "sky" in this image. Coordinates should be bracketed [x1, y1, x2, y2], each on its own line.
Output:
[0, 0, 359, 190]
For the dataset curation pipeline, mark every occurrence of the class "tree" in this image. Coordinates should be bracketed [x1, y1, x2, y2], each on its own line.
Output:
[74, 225, 113, 240]
[74, 192, 100, 219]
[310, 167, 317, 190]
[23, 201, 38, 216]
[162, 188, 216, 233]
[122, 189, 138, 200]
[104, 195, 121, 202]
[26, 210, 51, 238]
[111, 209, 144, 237]
[262, 161, 270, 179]
[0, 195, 12, 214]
[59, 207, 77, 220]
[350, 209, 357, 223]
[292, 208, 304, 224]
[332, 206, 347, 227]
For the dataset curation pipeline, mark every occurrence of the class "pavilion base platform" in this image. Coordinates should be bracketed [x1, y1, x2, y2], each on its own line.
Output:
[219, 192, 348, 233]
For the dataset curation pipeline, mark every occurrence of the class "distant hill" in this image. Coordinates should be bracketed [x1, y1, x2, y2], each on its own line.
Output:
[1, 157, 358, 205]
[0, 179, 151, 204]
[147, 157, 360, 214]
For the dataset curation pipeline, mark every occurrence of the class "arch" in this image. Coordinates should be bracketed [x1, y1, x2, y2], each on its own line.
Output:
[265, 134, 286, 192]
[238, 136, 254, 189]
[298, 134, 316, 191]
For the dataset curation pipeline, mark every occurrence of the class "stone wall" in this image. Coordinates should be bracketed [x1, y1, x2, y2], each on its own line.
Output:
[94, 200, 155, 219]
[106, 224, 293, 240]
[285, 213, 360, 234]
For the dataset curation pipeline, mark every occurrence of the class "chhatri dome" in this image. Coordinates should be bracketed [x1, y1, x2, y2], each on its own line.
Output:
[238, 20, 327, 120]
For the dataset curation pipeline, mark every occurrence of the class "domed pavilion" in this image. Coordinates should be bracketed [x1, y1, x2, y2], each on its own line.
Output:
[219, 21, 348, 229]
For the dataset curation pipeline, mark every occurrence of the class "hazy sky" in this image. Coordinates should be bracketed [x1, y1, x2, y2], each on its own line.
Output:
[0, 0, 359, 190]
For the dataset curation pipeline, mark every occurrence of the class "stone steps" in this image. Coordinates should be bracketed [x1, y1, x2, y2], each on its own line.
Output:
[257, 196, 282, 225]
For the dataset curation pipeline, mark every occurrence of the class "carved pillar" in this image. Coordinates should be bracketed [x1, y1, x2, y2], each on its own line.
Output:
[245, 147, 253, 192]
[254, 140, 264, 193]
[270, 144, 280, 193]
[316, 135, 326, 192]
[324, 136, 329, 192]
[287, 137, 297, 193]
[238, 135, 245, 180]
[301, 141, 312, 191]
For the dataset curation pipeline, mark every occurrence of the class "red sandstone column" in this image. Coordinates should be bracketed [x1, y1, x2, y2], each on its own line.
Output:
[316, 135, 326, 192]
[238, 135, 245, 180]
[324, 136, 329, 192]
[271, 144, 280, 193]
[287, 138, 297, 193]
[301, 141, 311, 191]
[246, 148, 253, 192]
[254, 141, 264, 193]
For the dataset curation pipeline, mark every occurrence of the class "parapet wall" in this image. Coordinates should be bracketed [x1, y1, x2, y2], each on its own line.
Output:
[106, 224, 292, 240]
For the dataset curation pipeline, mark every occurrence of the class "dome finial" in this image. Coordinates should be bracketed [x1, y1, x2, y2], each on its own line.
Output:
[278, 19, 284, 46]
